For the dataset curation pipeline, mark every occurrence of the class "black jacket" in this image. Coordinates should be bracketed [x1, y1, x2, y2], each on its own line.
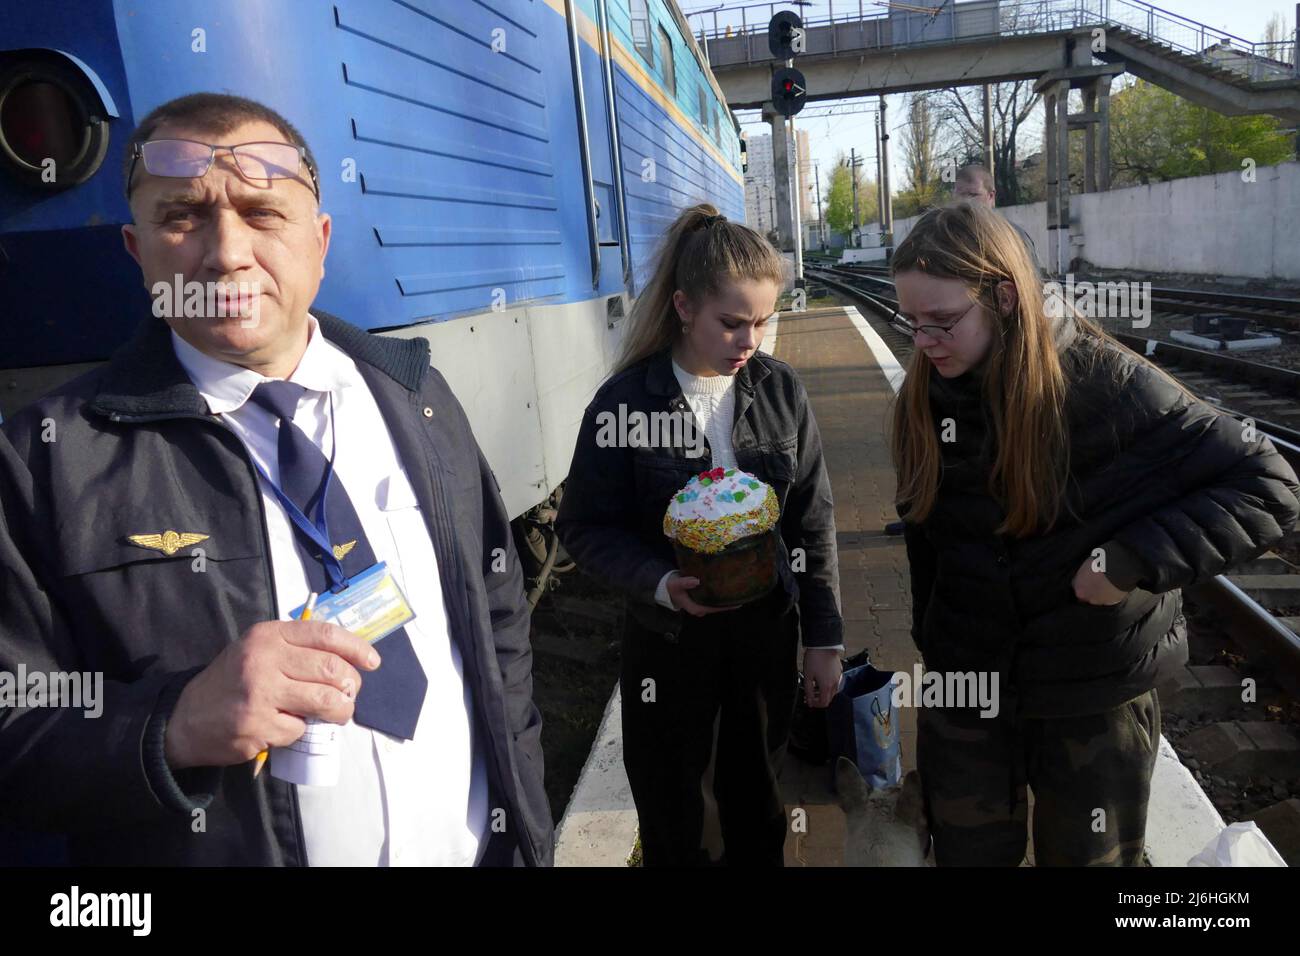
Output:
[555, 348, 843, 647]
[0, 312, 554, 866]
[903, 320, 1300, 717]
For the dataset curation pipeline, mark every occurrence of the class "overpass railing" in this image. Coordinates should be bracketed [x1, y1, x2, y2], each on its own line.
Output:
[685, 1, 1297, 81]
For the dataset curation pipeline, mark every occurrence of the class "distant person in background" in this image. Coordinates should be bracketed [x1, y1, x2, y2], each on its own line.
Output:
[953, 163, 1043, 274]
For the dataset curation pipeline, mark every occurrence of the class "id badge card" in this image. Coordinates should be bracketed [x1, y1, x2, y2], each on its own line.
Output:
[289, 562, 416, 643]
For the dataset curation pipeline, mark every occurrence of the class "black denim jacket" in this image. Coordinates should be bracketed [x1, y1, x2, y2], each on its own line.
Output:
[556, 348, 843, 647]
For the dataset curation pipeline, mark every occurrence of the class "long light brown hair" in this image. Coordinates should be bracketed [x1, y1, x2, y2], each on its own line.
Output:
[612, 202, 786, 375]
[889, 202, 1191, 537]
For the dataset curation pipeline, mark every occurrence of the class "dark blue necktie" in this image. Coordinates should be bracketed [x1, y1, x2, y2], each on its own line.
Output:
[249, 380, 428, 740]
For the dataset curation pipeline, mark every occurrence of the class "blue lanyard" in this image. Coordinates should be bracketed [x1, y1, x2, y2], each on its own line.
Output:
[252, 393, 349, 591]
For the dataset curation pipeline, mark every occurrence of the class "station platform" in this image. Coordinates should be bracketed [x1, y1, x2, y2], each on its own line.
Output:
[771, 304, 921, 867]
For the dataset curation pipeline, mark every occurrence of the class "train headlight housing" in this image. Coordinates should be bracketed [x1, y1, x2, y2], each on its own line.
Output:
[0, 57, 110, 190]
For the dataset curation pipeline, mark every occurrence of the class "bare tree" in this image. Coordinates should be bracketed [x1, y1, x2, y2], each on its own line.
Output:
[931, 81, 1042, 205]
[1262, 12, 1295, 65]
[900, 93, 944, 194]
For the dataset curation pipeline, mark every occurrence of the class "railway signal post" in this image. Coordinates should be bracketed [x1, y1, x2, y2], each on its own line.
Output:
[769, 11, 807, 292]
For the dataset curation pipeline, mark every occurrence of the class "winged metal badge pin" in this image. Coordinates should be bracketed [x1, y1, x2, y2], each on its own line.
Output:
[332, 540, 357, 561]
[126, 530, 210, 556]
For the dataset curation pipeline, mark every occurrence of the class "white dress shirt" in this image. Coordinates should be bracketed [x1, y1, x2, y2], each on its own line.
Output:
[172, 316, 489, 866]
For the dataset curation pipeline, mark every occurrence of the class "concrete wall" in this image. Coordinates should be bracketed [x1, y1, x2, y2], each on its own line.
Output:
[886, 162, 1300, 281]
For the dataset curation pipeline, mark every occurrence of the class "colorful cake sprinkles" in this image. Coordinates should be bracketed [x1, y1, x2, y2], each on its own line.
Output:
[663, 467, 780, 554]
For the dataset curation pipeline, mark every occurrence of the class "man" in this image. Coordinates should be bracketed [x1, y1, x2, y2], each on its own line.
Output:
[952, 163, 1043, 274]
[0, 93, 552, 866]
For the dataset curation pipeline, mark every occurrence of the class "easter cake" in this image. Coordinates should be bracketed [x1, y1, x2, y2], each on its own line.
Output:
[663, 467, 781, 607]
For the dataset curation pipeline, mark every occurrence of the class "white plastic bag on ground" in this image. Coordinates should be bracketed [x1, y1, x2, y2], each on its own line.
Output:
[1187, 821, 1287, 867]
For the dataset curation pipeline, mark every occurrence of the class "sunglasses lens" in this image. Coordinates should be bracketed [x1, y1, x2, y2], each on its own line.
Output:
[141, 139, 213, 177]
[234, 142, 301, 182]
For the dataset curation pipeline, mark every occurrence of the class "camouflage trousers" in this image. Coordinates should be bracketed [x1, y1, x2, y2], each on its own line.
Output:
[916, 689, 1161, 866]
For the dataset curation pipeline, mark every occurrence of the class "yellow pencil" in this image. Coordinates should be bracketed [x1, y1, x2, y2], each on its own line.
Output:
[253, 592, 318, 778]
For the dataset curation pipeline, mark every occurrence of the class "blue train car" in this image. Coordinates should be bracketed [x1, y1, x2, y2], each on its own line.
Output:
[0, 0, 745, 517]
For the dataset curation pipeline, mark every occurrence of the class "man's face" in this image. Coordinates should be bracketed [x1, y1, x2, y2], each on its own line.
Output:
[121, 119, 331, 367]
[953, 178, 995, 208]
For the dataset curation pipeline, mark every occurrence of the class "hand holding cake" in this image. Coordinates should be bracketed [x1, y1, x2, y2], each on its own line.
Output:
[663, 467, 781, 609]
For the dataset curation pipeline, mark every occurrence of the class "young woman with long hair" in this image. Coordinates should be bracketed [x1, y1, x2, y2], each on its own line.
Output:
[890, 202, 1300, 866]
[556, 203, 844, 866]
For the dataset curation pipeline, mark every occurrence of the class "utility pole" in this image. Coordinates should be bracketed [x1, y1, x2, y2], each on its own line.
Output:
[813, 163, 824, 250]
[844, 149, 865, 248]
[982, 84, 993, 175]
[849, 148, 860, 248]
[874, 114, 885, 246]
[790, 108, 803, 282]
[879, 94, 893, 246]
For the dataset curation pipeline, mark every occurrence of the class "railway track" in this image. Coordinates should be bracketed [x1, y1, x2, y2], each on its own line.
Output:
[1144, 286, 1300, 329]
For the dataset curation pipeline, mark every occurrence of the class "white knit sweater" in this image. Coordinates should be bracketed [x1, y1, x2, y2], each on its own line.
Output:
[671, 358, 737, 467]
[654, 360, 738, 608]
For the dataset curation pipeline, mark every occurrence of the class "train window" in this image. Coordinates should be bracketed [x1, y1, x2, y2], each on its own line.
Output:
[0, 58, 110, 191]
[631, 0, 653, 66]
[698, 87, 708, 127]
[658, 25, 674, 96]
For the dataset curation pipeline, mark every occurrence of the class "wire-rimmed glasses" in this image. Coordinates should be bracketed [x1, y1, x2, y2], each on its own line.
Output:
[126, 138, 320, 200]
[888, 296, 984, 341]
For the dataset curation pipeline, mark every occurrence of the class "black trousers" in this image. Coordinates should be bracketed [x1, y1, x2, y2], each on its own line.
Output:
[619, 590, 800, 866]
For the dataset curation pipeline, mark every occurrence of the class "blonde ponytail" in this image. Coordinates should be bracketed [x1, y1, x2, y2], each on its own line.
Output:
[612, 203, 786, 376]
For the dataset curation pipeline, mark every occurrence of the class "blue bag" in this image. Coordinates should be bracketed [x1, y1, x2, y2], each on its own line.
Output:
[828, 663, 902, 791]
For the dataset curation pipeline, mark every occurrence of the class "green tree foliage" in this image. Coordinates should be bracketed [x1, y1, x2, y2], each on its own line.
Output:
[824, 156, 878, 238]
[1109, 79, 1295, 185]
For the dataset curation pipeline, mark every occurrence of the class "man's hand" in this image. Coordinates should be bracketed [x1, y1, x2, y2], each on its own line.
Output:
[803, 648, 841, 708]
[164, 620, 381, 769]
[666, 575, 740, 617]
[1071, 558, 1130, 606]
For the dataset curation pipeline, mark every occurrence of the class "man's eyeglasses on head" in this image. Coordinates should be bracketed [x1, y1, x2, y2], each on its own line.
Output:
[126, 138, 321, 201]
[888, 297, 984, 341]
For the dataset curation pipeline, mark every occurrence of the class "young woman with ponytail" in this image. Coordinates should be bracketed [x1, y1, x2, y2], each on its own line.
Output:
[556, 203, 844, 866]
[891, 202, 1300, 866]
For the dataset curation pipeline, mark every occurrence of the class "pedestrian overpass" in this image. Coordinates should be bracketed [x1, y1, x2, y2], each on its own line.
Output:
[687, 0, 1300, 272]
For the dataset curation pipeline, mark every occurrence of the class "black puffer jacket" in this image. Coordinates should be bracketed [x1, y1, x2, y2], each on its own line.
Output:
[903, 318, 1300, 718]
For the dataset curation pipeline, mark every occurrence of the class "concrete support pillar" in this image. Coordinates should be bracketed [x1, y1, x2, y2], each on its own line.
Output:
[1044, 85, 1057, 275]
[1084, 83, 1098, 194]
[767, 105, 794, 252]
[1098, 74, 1113, 192]
[1043, 80, 1071, 276]
[1056, 80, 1069, 270]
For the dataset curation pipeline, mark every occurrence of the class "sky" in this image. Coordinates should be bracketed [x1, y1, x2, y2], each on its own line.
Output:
[679, 1, 1293, 213]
